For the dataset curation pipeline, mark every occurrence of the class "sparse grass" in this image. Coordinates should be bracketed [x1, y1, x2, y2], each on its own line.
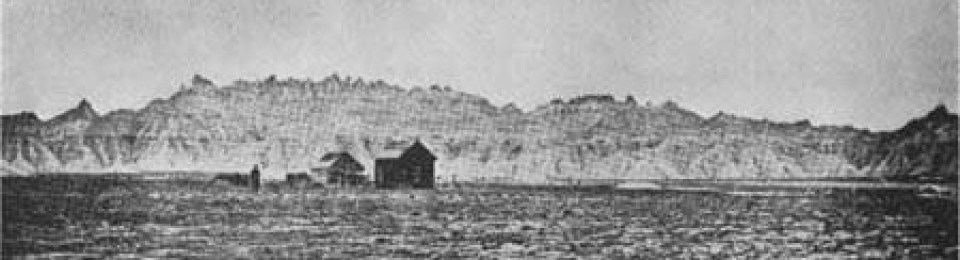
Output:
[2, 176, 957, 258]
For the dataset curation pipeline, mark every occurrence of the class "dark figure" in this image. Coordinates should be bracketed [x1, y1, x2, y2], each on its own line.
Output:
[250, 164, 261, 192]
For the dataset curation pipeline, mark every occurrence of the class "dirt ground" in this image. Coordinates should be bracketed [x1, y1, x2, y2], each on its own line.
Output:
[3, 176, 957, 259]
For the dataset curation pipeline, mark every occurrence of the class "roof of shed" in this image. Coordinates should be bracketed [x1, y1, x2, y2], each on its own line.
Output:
[314, 159, 337, 168]
[320, 151, 349, 161]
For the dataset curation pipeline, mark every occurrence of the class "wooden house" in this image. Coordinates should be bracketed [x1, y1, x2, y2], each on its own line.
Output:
[375, 140, 437, 189]
[295, 152, 366, 186]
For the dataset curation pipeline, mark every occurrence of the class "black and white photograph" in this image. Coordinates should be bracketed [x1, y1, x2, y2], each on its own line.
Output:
[2, 0, 958, 258]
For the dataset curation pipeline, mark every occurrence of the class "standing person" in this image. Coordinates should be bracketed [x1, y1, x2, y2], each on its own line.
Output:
[250, 164, 261, 192]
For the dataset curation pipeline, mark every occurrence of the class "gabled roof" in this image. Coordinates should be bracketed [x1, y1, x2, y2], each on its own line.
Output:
[314, 151, 363, 170]
[374, 139, 436, 160]
[407, 140, 437, 160]
[320, 152, 349, 161]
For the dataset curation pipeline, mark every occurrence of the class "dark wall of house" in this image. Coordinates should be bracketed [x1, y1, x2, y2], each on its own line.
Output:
[375, 158, 434, 189]
[410, 161, 434, 188]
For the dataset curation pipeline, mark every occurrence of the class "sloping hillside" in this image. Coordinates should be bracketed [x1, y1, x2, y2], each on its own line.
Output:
[1, 74, 955, 182]
[864, 105, 959, 181]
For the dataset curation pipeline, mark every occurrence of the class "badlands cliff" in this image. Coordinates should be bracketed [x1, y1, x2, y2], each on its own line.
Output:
[2, 74, 956, 182]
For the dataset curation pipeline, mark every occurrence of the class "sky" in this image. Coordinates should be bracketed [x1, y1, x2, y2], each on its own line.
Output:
[2, 0, 957, 130]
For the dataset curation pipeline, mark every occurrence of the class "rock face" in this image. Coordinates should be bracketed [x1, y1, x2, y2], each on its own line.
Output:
[1, 74, 956, 181]
[864, 105, 959, 180]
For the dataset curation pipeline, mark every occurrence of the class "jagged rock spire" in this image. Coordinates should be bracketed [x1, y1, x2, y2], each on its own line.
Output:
[76, 98, 96, 116]
[192, 74, 214, 86]
[47, 98, 98, 123]
[76, 98, 97, 119]
[501, 102, 522, 114]
[928, 104, 953, 118]
[662, 100, 680, 110]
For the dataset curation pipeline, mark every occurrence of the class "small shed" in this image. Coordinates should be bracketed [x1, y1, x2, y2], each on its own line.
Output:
[212, 165, 261, 191]
[375, 140, 437, 189]
[290, 152, 366, 187]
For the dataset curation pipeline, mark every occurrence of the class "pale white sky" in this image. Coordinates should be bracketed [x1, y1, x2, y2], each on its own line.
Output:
[3, 0, 957, 130]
